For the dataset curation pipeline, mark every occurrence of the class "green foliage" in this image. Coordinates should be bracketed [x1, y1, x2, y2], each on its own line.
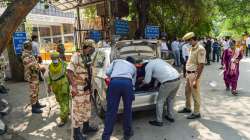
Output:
[82, 5, 97, 19]
[215, 0, 250, 37]
[128, 0, 215, 38]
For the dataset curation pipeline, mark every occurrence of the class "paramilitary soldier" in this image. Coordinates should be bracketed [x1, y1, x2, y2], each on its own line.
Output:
[47, 52, 70, 127]
[67, 40, 98, 140]
[22, 41, 46, 114]
[0, 54, 8, 94]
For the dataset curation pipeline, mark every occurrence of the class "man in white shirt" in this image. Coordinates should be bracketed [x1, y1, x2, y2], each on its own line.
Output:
[171, 38, 181, 67]
[245, 35, 250, 56]
[182, 42, 191, 77]
[31, 35, 42, 63]
[102, 57, 136, 140]
[160, 37, 169, 59]
[142, 59, 180, 126]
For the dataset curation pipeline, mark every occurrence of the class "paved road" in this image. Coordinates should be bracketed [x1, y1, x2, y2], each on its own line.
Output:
[1, 58, 250, 140]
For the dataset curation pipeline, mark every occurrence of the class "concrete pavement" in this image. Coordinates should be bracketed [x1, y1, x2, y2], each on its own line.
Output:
[0, 58, 250, 140]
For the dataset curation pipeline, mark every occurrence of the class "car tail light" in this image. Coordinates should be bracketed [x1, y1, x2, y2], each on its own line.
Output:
[105, 78, 111, 86]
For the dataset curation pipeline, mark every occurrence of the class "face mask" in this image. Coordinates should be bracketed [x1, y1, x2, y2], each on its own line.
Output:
[52, 59, 59, 64]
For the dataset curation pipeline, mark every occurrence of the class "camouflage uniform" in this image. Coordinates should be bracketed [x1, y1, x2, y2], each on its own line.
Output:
[67, 52, 91, 128]
[0, 54, 7, 86]
[22, 49, 40, 105]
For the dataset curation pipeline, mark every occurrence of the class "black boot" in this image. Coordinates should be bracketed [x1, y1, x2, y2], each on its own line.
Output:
[82, 122, 98, 134]
[31, 105, 43, 114]
[0, 86, 7, 94]
[34, 102, 46, 108]
[74, 127, 87, 140]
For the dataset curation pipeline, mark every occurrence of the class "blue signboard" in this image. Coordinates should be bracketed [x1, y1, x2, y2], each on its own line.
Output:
[115, 19, 129, 36]
[145, 25, 160, 39]
[90, 30, 101, 43]
[13, 32, 27, 55]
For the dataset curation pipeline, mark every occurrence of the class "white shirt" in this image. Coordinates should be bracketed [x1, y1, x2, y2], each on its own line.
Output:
[246, 37, 250, 45]
[222, 40, 230, 49]
[182, 43, 191, 61]
[106, 59, 137, 85]
[171, 41, 180, 51]
[32, 41, 40, 56]
[178, 42, 185, 50]
[161, 41, 168, 52]
[144, 59, 180, 84]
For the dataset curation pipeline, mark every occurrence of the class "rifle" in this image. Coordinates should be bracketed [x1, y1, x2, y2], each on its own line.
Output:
[82, 54, 92, 92]
[81, 54, 96, 105]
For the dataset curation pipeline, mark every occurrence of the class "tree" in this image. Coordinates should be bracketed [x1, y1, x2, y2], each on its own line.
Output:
[215, 0, 250, 37]
[128, 0, 216, 39]
[0, 0, 39, 54]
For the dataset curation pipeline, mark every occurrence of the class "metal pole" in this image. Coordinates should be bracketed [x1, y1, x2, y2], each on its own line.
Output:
[76, 6, 82, 49]
[107, 0, 112, 39]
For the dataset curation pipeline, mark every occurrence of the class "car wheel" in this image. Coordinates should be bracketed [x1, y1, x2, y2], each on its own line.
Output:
[95, 93, 105, 119]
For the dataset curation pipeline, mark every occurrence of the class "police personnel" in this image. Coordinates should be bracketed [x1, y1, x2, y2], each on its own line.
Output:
[67, 40, 98, 140]
[102, 57, 136, 140]
[178, 32, 206, 119]
[22, 41, 46, 114]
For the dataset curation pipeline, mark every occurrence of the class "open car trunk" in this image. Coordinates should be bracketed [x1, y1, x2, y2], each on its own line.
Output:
[112, 40, 161, 93]
[134, 64, 160, 92]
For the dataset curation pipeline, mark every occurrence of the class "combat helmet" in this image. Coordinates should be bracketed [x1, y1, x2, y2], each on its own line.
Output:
[23, 40, 32, 50]
[81, 39, 95, 55]
[81, 39, 95, 48]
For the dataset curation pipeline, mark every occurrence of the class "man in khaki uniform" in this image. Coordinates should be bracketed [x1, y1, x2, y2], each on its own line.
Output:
[22, 41, 46, 114]
[67, 40, 97, 140]
[178, 32, 206, 119]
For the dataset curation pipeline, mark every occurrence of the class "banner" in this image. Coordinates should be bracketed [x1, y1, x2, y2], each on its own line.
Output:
[115, 19, 129, 36]
[145, 25, 160, 39]
[13, 32, 27, 55]
[90, 30, 101, 43]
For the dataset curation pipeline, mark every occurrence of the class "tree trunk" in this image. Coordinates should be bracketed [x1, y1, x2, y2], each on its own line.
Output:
[136, 0, 150, 37]
[0, 0, 39, 54]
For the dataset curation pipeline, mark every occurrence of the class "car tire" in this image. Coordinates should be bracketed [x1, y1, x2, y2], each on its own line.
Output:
[94, 92, 105, 119]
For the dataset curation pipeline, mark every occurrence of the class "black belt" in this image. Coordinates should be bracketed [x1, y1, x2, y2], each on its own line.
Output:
[162, 77, 180, 84]
[186, 71, 196, 74]
[111, 77, 132, 81]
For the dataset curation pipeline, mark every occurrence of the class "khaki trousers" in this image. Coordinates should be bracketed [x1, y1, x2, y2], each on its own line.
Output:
[185, 73, 201, 113]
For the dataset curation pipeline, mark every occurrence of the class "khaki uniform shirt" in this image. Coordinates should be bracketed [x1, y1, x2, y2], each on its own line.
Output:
[186, 43, 206, 71]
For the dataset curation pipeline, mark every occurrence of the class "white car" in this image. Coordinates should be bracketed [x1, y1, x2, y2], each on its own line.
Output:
[91, 40, 163, 117]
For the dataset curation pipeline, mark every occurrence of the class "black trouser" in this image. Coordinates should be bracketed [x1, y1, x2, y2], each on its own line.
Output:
[206, 50, 211, 64]
[246, 47, 250, 56]
[213, 48, 220, 62]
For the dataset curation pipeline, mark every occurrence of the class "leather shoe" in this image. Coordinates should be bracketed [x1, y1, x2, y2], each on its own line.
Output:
[149, 120, 163, 126]
[82, 122, 98, 134]
[165, 116, 175, 123]
[31, 105, 43, 114]
[35, 102, 46, 108]
[74, 127, 87, 140]
[187, 113, 201, 119]
[178, 108, 192, 113]
[123, 131, 134, 140]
